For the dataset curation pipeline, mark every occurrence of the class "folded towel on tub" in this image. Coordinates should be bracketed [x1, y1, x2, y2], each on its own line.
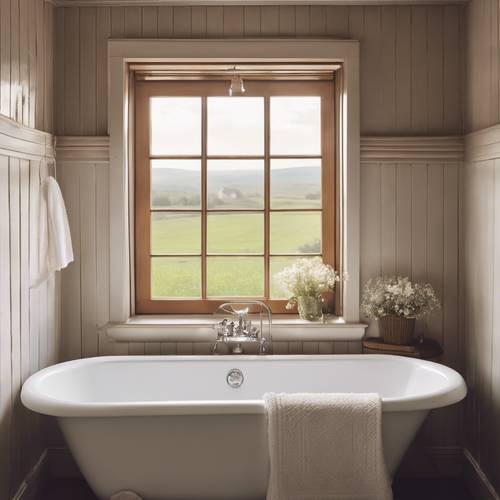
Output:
[264, 392, 392, 500]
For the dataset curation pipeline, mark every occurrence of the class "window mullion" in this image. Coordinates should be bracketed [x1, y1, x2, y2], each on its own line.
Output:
[201, 96, 207, 300]
[264, 95, 270, 300]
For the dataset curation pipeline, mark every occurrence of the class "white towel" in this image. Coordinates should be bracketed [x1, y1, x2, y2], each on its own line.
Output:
[264, 393, 392, 500]
[31, 175, 73, 287]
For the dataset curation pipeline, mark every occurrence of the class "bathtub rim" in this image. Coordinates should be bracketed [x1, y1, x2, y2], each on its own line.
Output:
[21, 354, 467, 418]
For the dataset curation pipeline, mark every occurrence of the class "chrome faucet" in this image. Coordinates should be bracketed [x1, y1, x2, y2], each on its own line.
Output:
[213, 301, 272, 355]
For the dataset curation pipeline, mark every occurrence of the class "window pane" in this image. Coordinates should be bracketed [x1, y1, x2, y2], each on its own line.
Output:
[207, 257, 264, 297]
[150, 97, 201, 155]
[271, 159, 321, 209]
[207, 160, 264, 209]
[151, 257, 201, 298]
[270, 97, 321, 155]
[207, 213, 263, 254]
[151, 213, 201, 254]
[270, 256, 316, 298]
[151, 160, 200, 209]
[270, 212, 322, 254]
[207, 97, 264, 155]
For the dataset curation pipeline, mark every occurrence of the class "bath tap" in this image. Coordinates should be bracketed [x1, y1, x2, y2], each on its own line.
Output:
[213, 301, 272, 354]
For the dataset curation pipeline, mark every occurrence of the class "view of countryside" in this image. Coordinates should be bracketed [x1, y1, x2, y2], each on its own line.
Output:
[148, 95, 323, 299]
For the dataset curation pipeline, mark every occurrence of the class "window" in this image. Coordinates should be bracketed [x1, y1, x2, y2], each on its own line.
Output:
[135, 76, 336, 314]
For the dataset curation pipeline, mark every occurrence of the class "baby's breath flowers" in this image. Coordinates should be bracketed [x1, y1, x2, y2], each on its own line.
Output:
[361, 275, 440, 319]
[275, 257, 340, 310]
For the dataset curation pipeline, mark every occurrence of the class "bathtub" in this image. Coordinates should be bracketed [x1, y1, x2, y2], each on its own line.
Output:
[21, 354, 466, 500]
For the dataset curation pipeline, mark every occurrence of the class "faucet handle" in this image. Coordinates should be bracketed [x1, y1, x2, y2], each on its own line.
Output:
[214, 318, 228, 339]
[214, 318, 227, 329]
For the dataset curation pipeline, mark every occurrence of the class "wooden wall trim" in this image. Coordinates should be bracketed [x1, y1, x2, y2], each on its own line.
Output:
[0, 114, 55, 161]
[11, 449, 48, 500]
[56, 136, 110, 163]
[465, 124, 500, 162]
[464, 449, 500, 500]
[361, 136, 464, 163]
[56, 135, 465, 164]
[47, 0, 468, 6]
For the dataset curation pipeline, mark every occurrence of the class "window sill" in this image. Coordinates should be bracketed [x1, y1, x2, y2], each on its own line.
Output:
[106, 315, 367, 343]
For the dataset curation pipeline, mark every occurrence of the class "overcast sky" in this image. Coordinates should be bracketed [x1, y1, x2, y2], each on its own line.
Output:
[150, 95, 321, 165]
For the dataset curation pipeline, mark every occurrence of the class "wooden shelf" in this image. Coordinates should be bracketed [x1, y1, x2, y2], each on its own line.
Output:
[362, 337, 443, 361]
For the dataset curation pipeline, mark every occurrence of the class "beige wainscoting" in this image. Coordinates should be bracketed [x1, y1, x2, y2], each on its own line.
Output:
[463, 0, 500, 492]
[462, 124, 500, 495]
[0, 116, 60, 499]
[54, 3, 465, 136]
[56, 135, 464, 477]
[0, 0, 58, 497]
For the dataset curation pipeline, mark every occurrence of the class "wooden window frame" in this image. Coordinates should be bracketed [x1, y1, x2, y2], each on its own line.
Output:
[134, 77, 337, 314]
[107, 39, 361, 328]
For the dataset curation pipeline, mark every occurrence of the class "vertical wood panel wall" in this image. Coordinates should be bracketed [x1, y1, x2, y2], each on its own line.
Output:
[465, 0, 500, 133]
[0, 151, 60, 498]
[463, 129, 500, 494]
[463, 0, 500, 494]
[54, 4, 465, 136]
[0, 0, 55, 133]
[0, 0, 57, 497]
[362, 158, 461, 473]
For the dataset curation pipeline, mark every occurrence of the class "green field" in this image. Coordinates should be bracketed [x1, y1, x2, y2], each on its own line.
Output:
[150, 164, 323, 299]
[151, 212, 321, 298]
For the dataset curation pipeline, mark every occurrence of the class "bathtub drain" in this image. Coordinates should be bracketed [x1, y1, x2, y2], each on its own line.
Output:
[226, 368, 244, 388]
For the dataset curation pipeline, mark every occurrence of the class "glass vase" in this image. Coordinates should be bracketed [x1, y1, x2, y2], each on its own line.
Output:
[297, 296, 323, 321]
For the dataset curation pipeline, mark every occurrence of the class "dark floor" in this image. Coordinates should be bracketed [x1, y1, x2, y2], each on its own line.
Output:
[392, 477, 473, 500]
[42, 477, 473, 500]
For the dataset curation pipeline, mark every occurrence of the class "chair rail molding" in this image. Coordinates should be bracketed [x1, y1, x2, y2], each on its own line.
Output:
[465, 123, 500, 163]
[0, 114, 55, 161]
[56, 135, 466, 164]
[55, 136, 110, 163]
[361, 136, 464, 163]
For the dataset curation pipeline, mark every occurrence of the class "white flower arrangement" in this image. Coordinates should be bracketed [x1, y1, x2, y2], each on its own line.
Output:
[275, 257, 340, 310]
[361, 275, 440, 319]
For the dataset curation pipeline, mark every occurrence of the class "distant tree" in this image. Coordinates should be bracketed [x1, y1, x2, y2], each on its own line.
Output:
[152, 193, 171, 207]
[298, 239, 321, 253]
[305, 192, 321, 200]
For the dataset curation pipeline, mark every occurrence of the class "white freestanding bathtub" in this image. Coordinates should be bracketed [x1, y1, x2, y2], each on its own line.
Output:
[21, 354, 466, 500]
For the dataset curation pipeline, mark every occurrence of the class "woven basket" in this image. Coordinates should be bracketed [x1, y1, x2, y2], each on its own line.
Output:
[378, 315, 416, 345]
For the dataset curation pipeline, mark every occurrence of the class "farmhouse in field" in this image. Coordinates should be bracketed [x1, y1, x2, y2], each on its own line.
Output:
[217, 187, 243, 201]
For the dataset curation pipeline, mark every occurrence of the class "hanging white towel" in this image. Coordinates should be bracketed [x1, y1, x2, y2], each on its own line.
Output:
[31, 175, 73, 287]
[264, 392, 393, 500]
